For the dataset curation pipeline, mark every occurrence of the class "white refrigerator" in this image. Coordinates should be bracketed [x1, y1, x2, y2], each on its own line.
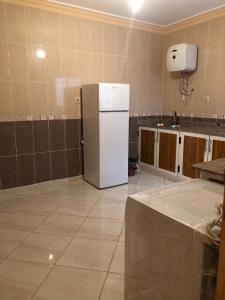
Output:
[82, 83, 129, 189]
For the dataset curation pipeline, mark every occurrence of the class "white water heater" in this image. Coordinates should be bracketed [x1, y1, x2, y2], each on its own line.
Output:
[167, 43, 197, 72]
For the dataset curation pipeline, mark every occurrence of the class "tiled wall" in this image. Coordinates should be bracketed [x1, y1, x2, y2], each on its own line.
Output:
[162, 16, 225, 117]
[0, 119, 82, 189]
[0, 1, 163, 120]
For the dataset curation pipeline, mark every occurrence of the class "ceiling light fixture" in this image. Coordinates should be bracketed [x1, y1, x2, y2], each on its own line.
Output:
[36, 48, 46, 59]
[129, 0, 143, 14]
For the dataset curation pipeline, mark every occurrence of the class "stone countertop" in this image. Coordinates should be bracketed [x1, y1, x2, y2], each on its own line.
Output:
[193, 158, 225, 177]
[138, 120, 225, 137]
[128, 180, 223, 234]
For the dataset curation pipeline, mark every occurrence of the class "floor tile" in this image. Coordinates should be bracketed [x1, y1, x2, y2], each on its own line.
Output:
[21, 199, 61, 215]
[0, 259, 51, 300]
[0, 211, 46, 231]
[55, 200, 95, 217]
[100, 273, 124, 300]
[109, 242, 125, 274]
[77, 217, 123, 241]
[57, 237, 116, 271]
[9, 232, 71, 264]
[33, 266, 106, 300]
[0, 196, 30, 213]
[0, 229, 30, 259]
[89, 202, 125, 220]
[36, 213, 85, 236]
[119, 225, 125, 242]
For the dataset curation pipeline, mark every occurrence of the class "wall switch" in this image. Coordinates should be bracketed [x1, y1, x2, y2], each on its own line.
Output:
[75, 97, 80, 104]
[203, 96, 210, 102]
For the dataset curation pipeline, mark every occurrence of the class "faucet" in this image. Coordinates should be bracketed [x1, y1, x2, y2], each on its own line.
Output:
[171, 111, 179, 127]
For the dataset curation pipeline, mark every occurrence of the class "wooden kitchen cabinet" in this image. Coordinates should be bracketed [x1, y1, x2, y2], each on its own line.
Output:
[208, 136, 225, 161]
[180, 132, 208, 178]
[157, 130, 179, 174]
[139, 127, 157, 168]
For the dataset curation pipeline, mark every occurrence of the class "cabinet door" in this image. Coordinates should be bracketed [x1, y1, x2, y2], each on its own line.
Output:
[212, 139, 225, 160]
[140, 130, 155, 166]
[182, 135, 207, 178]
[158, 132, 177, 173]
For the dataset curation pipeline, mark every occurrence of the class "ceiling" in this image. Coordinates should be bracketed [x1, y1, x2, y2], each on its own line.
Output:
[52, 0, 225, 26]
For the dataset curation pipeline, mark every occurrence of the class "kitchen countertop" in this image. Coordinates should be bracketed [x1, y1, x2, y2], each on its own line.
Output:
[138, 120, 225, 137]
[125, 179, 223, 299]
[193, 158, 225, 177]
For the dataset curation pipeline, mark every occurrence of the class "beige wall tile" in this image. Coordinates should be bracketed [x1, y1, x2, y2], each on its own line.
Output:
[5, 3, 27, 43]
[8, 43, 28, 81]
[25, 7, 44, 45]
[91, 21, 103, 53]
[139, 60, 150, 84]
[77, 18, 91, 51]
[128, 29, 139, 59]
[104, 23, 117, 55]
[77, 51, 91, 84]
[192, 52, 207, 85]
[46, 48, 61, 80]
[59, 14, 77, 50]
[163, 33, 174, 60]
[195, 22, 208, 53]
[129, 85, 139, 114]
[149, 87, 162, 114]
[104, 54, 117, 83]
[117, 26, 128, 57]
[127, 58, 139, 84]
[139, 85, 151, 113]
[208, 17, 223, 52]
[0, 42, 10, 80]
[90, 53, 103, 83]
[64, 85, 81, 117]
[205, 51, 221, 84]
[46, 80, 64, 116]
[0, 81, 13, 119]
[150, 32, 163, 60]
[29, 82, 47, 117]
[0, 3, 6, 42]
[138, 31, 150, 60]
[61, 49, 76, 79]
[12, 81, 31, 119]
[28, 46, 46, 82]
[173, 30, 185, 44]
[183, 26, 197, 44]
[42, 10, 60, 48]
[117, 57, 128, 83]
[150, 60, 163, 87]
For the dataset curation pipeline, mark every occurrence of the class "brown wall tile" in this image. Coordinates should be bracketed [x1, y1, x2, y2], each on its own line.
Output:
[35, 152, 51, 183]
[33, 120, 50, 152]
[49, 120, 65, 151]
[18, 154, 35, 186]
[0, 156, 18, 189]
[51, 150, 66, 180]
[66, 149, 80, 177]
[0, 122, 16, 156]
[15, 121, 34, 155]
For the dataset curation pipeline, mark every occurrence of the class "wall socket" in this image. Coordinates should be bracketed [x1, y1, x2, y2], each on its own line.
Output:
[75, 97, 80, 104]
[203, 96, 210, 102]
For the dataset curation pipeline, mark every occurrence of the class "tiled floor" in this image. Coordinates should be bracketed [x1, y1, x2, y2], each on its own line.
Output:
[0, 170, 173, 300]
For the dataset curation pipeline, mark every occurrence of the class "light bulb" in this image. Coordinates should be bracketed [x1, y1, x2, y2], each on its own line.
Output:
[36, 48, 46, 59]
[129, 0, 143, 13]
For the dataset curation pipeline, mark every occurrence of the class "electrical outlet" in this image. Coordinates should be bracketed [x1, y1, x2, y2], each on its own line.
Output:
[75, 97, 80, 104]
[203, 96, 210, 102]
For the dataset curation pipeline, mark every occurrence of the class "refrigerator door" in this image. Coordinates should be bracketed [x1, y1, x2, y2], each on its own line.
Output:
[99, 83, 129, 112]
[99, 111, 129, 188]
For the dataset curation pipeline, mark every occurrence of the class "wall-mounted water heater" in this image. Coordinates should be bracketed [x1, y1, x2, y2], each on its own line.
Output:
[167, 43, 197, 72]
[167, 43, 198, 98]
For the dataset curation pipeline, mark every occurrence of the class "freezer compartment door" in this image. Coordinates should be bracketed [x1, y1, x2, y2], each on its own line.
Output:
[99, 83, 129, 111]
[99, 112, 129, 188]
